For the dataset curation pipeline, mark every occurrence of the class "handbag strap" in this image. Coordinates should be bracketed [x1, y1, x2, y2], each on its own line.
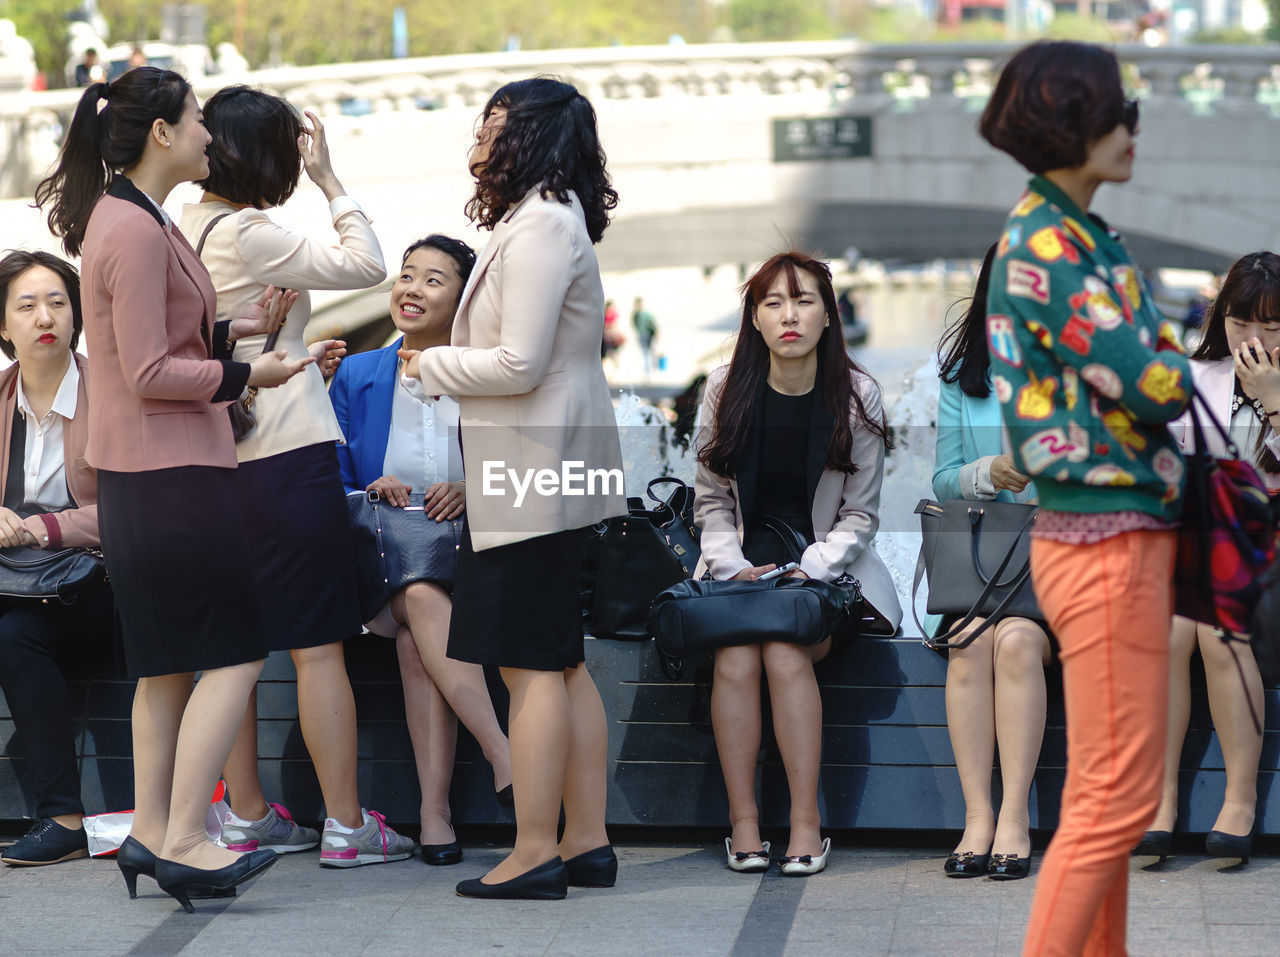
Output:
[195, 211, 283, 357]
[969, 505, 1036, 587]
[1187, 386, 1241, 460]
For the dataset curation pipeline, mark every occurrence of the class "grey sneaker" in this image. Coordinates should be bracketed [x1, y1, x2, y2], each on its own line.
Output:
[319, 809, 416, 867]
[220, 803, 320, 854]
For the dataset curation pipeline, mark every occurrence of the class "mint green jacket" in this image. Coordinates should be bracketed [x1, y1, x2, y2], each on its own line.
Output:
[986, 176, 1192, 519]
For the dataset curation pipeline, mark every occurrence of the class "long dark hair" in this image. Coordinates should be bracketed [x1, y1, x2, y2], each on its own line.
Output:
[465, 77, 618, 244]
[34, 67, 191, 257]
[0, 251, 83, 360]
[1193, 250, 1280, 473]
[938, 244, 998, 399]
[698, 252, 891, 478]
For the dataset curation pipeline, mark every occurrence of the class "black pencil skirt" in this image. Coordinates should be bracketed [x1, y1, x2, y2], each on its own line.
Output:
[447, 522, 590, 672]
[98, 465, 266, 678]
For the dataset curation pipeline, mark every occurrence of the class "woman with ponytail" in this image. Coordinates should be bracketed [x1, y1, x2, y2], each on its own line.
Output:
[34, 67, 312, 911]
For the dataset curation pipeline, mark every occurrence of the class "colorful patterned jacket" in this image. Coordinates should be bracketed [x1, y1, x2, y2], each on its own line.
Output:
[986, 175, 1193, 520]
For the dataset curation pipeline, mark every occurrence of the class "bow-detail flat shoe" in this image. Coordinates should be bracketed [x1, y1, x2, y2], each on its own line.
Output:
[780, 837, 831, 876]
[725, 837, 771, 872]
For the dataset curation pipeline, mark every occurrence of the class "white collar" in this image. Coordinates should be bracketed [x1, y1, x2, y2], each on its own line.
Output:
[137, 188, 172, 229]
[16, 356, 79, 422]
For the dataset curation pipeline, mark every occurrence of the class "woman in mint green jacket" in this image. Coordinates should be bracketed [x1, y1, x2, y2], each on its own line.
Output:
[932, 244, 1050, 882]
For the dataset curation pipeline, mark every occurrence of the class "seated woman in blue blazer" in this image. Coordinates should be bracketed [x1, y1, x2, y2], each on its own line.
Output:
[329, 235, 511, 866]
[931, 244, 1052, 881]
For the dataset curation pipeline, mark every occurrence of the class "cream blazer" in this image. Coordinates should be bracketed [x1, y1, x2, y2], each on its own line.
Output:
[693, 365, 903, 630]
[179, 199, 386, 462]
[413, 188, 625, 551]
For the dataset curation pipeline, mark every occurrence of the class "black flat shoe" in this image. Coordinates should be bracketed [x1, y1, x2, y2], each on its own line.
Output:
[495, 784, 514, 808]
[563, 845, 617, 887]
[455, 857, 567, 900]
[1133, 830, 1173, 862]
[422, 841, 462, 866]
[1206, 829, 1253, 863]
[943, 851, 990, 878]
[155, 849, 279, 913]
[1, 818, 88, 867]
[117, 836, 235, 900]
[988, 852, 1032, 881]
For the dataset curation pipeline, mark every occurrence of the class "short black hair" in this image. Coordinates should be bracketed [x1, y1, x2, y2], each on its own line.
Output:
[199, 86, 302, 209]
[0, 250, 83, 360]
[401, 235, 477, 290]
[979, 41, 1127, 174]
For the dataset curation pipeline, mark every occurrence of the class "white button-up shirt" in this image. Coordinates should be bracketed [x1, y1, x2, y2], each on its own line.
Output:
[15, 358, 77, 511]
[383, 369, 463, 491]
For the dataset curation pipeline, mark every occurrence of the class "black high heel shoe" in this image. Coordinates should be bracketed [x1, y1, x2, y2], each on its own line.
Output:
[563, 845, 617, 887]
[1205, 829, 1253, 863]
[422, 841, 463, 866]
[155, 849, 279, 913]
[455, 857, 567, 900]
[495, 784, 514, 808]
[1133, 830, 1173, 862]
[117, 836, 235, 900]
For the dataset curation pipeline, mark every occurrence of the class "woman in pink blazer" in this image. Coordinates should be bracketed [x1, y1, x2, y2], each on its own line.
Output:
[401, 78, 626, 900]
[34, 67, 310, 910]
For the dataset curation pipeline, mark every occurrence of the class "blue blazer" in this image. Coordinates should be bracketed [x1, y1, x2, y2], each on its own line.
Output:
[329, 338, 401, 493]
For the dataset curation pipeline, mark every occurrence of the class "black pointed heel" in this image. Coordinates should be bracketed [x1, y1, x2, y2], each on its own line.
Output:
[563, 845, 617, 887]
[118, 836, 156, 900]
[155, 849, 279, 913]
[1133, 830, 1172, 862]
[1205, 829, 1253, 863]
[422, 841, 463, 866]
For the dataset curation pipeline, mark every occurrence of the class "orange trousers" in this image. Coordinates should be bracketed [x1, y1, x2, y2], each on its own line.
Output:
[1022, 530, 1177, 957]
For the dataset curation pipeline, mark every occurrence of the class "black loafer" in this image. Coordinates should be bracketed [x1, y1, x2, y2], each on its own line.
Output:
[422, 841, 462, 866]
[455, 857, 567, 900]
[988, 852, 1032, 880]
[563, 845, 617, 887]
[943, 850, 989, 878]
[2, 819, 88, 867]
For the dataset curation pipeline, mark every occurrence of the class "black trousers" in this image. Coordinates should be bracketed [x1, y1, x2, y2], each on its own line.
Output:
[0, 582, 114, 819]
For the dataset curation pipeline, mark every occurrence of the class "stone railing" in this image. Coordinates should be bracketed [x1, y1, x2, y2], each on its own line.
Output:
[2, 41, 1277, 196]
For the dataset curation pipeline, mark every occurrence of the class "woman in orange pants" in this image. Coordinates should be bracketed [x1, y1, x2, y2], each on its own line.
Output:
[979, 42, 1194, 955]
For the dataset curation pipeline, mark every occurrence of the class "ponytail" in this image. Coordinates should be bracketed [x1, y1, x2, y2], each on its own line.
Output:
[33, 68, 190, 258]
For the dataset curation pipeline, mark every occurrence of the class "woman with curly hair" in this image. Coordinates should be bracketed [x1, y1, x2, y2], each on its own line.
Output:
[400, 77, 626, 900]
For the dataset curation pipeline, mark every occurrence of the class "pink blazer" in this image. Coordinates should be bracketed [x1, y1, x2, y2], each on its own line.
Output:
[0, 355, 99, 548]
[79, 179, 245, 472]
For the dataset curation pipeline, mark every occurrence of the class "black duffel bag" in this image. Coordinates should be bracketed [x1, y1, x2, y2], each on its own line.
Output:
[582, 477, 700, 639]
[648, 575, 861, 659]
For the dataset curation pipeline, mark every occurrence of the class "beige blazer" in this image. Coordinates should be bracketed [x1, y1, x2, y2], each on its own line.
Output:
[693, 364, 903, 630]
[414, 188, 625, 550]
[180, 199, 386, 462]
[0, 355, 99, 548]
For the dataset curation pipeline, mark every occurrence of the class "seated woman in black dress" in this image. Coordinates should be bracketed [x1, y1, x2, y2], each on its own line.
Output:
[0, 251, 114, 867]
[694, 251, 902, 876]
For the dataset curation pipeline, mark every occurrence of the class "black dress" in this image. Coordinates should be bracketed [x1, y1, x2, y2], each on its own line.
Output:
[742, 385, 816, 566]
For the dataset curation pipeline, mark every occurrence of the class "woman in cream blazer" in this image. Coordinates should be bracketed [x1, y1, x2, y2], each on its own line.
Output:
[694, 251, 899, 878]
[402, 78, 624, 901]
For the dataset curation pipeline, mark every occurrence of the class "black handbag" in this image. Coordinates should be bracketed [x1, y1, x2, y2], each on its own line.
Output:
[582, 477, 700, 640]
[0, 545, 105, 604]
[648, 575, 861, 659]
[347, 490, 463, 622]
[913, 498, 1041, 650]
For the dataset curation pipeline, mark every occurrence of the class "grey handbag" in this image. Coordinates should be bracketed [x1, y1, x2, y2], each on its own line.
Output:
[347, 490, 463, 621]
[0, 545, 105, 604]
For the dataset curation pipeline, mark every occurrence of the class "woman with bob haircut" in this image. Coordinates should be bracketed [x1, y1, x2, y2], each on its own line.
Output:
[178, 85, 417, 869]
[0, 251, 115, 869]
[1143, 251, 1280, 865]
[34, 67, 311, 910]
[400, 76, 626, 901]
[931, 244, 1052, 882]
[980, 42, 1192, 954]
[330, 234, 513, 867]
[695, 251, 901, 877]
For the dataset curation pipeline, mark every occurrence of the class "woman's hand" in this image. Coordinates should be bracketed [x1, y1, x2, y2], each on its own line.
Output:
[366, 474, 412, 508]
[229, 286, 297, 342]
[397, 347, 421, 381]
[308, 338, 347, 378]
[246, 350, 315, 389]
[990, 454, 1031, 494]
[298, 110, 344, 200]
[1235, 338, 1280, 413]
[424, 480, 465, 520]
[785, 567, 810, 579]
[731, 563, 777, 582]
[0, 507, 38, 549]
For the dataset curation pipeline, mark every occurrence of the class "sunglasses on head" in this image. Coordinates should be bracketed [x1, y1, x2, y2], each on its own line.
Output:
[1122, 99, 1139, 134]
